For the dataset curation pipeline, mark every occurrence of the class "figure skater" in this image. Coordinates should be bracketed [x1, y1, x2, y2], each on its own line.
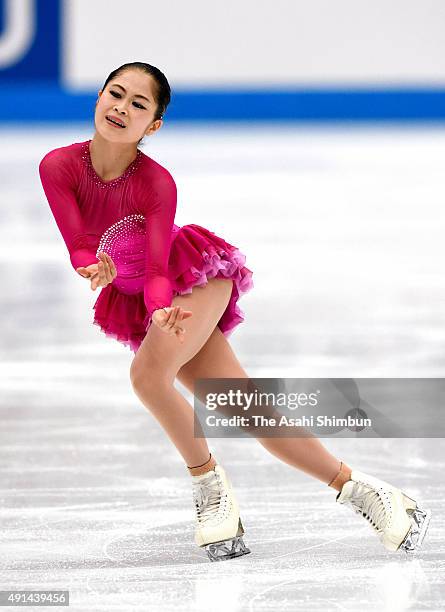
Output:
[39, 61, 431, 562]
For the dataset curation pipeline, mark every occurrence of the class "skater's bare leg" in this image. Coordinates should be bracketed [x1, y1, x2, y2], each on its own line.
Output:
[177, 328, 431, 555]
[130, 277, 233, 468]
[177, 326, 345, 486]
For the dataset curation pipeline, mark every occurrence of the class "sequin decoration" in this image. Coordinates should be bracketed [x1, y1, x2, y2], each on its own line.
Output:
[96, 214, 147, 295]
[81, 140, 142, 189]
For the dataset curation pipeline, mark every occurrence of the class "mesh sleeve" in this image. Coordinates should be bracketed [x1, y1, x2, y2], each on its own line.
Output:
[39, 149, 99, 270]
[143, 169, 177, 327]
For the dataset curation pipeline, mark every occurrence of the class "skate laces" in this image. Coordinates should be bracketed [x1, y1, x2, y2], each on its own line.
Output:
[192, 471, 224, 524]
[348, 483, 388, 532]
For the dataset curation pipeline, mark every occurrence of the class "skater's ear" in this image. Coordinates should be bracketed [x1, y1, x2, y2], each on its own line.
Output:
[145, 118, 163, 137]
[96, 90, 103, 105]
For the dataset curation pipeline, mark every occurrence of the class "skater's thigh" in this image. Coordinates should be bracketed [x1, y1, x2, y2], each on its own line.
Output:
[177, 325, 248, 390]
[132, 278, 233, 379]
[177, 327, 281, 423]
[176, 326, 249, 415]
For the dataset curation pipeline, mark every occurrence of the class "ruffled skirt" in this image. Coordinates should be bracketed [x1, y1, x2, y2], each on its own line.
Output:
[92, 223, 254, 353]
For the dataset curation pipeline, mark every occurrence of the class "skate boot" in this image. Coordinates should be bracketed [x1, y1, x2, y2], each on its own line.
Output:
[336, 469, 431, 553]
[192, 464, 251, 562]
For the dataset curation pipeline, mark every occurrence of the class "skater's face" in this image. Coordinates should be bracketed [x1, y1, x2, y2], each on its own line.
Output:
[94, 69, 162, 144]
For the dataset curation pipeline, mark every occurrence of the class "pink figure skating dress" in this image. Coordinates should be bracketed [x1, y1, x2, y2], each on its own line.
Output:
[39, 140, 254, 353]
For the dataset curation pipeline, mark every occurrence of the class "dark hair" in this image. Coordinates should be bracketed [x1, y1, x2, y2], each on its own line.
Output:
[101, 61, 171, 145]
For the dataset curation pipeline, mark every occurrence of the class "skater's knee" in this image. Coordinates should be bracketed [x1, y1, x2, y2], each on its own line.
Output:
[130, 355, 171, 395]
[130, 370, 172, 404]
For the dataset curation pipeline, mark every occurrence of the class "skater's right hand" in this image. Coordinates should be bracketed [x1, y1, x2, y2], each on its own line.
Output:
[76, 252, 117, 291]
[151, 306, 193, 344]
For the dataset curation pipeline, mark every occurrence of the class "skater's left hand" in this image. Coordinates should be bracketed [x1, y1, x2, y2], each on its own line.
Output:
[152, 306, 193, 344]
[76, 252, 117, 291]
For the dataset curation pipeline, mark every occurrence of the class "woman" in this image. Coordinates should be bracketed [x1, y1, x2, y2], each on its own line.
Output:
[39, 61, 430, 562]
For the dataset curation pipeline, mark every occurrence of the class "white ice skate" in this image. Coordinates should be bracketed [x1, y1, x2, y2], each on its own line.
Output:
[191, 464, 251, 562]
[336, 469, 431, 553]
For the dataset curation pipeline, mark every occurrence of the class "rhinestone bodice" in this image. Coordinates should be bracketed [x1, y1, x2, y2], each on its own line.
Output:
[81, 140, 143, 188]
[96, 214, 146, 294]
[39, 139, 180, 320]
[96, 214, 180, 295]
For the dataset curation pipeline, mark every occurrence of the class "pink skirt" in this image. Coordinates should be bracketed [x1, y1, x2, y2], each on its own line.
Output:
[92, 223, 254, 353]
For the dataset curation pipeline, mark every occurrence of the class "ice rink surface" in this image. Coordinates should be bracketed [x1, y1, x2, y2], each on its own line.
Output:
[1, 123, 444, 610]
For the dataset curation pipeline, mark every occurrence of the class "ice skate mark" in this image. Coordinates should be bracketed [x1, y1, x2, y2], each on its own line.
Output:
[66, 468, 152, 487]
[0, 507, 98, 536]
[102, 529, 169, 563]
[101, 520, 202, 565]
[0, 499, 147, 534]
[84, 560, 116, 597]
[102, 526, 200, 564]
[249, 581, 348, 612]
[265, 533, 357, 562]
[103, 532, 203, 566]
[302, 519, 366, 550]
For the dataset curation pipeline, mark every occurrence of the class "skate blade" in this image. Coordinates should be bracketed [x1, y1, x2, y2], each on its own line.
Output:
[237, 517, 245, 536]
[205, 535, 251, 562]
[400, 507, 432, 554]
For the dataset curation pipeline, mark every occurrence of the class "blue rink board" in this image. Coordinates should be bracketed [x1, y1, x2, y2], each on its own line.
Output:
[4, 86, 445, 122]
